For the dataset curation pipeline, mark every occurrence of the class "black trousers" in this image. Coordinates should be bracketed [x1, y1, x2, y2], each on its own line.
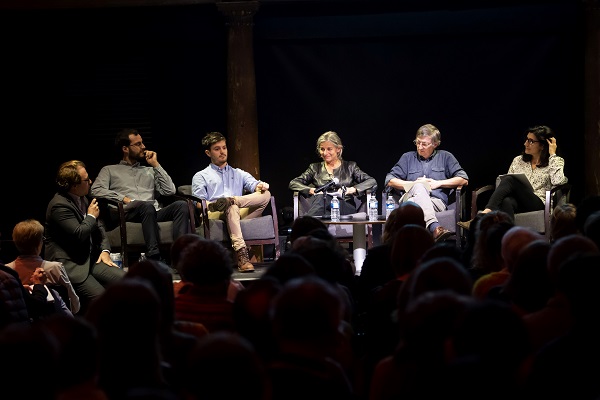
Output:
[485, 175, 544, 220]
[125, 200, 190, 256]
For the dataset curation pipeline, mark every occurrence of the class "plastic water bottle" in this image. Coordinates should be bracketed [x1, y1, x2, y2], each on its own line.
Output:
[368, 193, 378, 222]
[330, 196, 340, 222]
[385, 195, 396, 220]
[110, 252, 123, 269]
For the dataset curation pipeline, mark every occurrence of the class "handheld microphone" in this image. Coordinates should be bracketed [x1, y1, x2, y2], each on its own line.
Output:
[314, 177, 339, 193]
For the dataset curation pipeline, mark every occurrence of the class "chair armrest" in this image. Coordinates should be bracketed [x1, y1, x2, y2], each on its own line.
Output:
[293, 192, 300, 220]
[470, 184, 495, 219]
[543, 183, 572, 237]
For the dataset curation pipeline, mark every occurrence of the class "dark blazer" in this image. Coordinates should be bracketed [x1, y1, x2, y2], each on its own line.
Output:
[44, 192, 111, 284]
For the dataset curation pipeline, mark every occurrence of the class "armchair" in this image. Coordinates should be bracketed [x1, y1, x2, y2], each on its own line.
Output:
[469, 183, 572, 240]
[177, 185, 281, 262]
[97, 195, 196, 269]
[382, 185, 466, 247]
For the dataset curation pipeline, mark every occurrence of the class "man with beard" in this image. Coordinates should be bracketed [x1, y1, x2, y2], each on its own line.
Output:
[91, 128, 191, 262]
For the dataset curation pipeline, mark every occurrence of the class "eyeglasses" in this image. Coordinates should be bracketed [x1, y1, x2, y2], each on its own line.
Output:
[413, 139, 433, 148]
[525, 138, 541, 145]
[82, 178, 92, 183]
[129, 142, 145, 148]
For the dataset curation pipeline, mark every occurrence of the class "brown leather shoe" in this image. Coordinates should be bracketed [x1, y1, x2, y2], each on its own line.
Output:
[433, 226, 452, 242]
[208, 197, 235, 213]
[236, 247, 255, 273]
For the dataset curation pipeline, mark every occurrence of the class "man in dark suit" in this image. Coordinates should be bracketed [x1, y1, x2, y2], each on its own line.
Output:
[45, 160, 125, 314]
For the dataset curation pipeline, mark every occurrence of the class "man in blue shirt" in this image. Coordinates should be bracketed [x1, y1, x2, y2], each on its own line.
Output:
[385, 123, 469, 242]
[192, 132, 271, 272]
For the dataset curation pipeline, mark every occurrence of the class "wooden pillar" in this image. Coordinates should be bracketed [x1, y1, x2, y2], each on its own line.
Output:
[584, 0, 600, 196]
[217, 0, 261, 179]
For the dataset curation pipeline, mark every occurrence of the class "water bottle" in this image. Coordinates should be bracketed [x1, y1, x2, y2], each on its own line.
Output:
[368, 193, 378, 222]
[110, 252, 123, 269]
[330, 195, 340, 222]
[385, 194, 396, 220]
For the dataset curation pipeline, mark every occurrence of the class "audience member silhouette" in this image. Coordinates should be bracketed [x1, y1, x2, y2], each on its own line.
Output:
[0, 263, 31, 328]
[442, 299, 533, 400]
[468, 210, 514, 281]
[523, 234, 599, 353]
[1, 261, 65, 321]
[0, 321, 60, 400]
[261, 251, 315, 285]
[361, 224, 435, 389]
[41, 314, 108, 400]
[290, 233, 355, 323]
[574, 194, 600, 234]
[174, 238, 238, 332]
[358, 201, 425, 302]
[171, 233, 244, 302]
[7, 218, 80, 314]
[549, 202, 577, 242]
[583, 210, 600, 248]
[180, 331, 269, 400]
[495, 239, 553, 315]
[267, 275, 354, 400]
[232, 275, 283, 362]
[472, 225, 542, 299]
[288, 215, 329, 245]
[525, 253, 600, 399]
[369, 290, 472, 400]
[85, 278, 177, 400]
[125, 259, 199, 388]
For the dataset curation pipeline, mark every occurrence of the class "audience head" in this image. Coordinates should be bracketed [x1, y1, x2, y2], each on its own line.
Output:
[270, 275, 344, 350]
[503, 239, 553, 314]
[382, 200, 425, 244]
[232, 276, 283, 360]
[126, 259, 177, 327]
[0, 322, 59, 400]
[501, 226, 544, 272]
[289, 215, 328, 244]
[583, 210, 600, 249]
[12, 219, 44, 256]
[420, 241, 465, 267]
[263, 251, 315, 285]
[291, 235, 349, 284]
[558, 252, 600, 326]
[409, 257, 473, 303]
[547, 234, 599, 286]
[177, 238, 234, 285]
[399, 290, 472, 361]
[85, 278, 164, 396]
[390, 224, 434, 277]
[550, 203, 577, 242]
[170, 233, 202, 272]
[182, 332, 268, 400]
[42, 314, 100, 393]
[445, 299, 532, 397]
[575, 195, 600, 234]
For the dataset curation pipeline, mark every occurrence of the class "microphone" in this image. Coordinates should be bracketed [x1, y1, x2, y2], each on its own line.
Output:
[314, 177, 339, 193]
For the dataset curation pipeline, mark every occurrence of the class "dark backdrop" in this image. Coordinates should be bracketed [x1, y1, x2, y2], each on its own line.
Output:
[0, 1, 584, 252]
